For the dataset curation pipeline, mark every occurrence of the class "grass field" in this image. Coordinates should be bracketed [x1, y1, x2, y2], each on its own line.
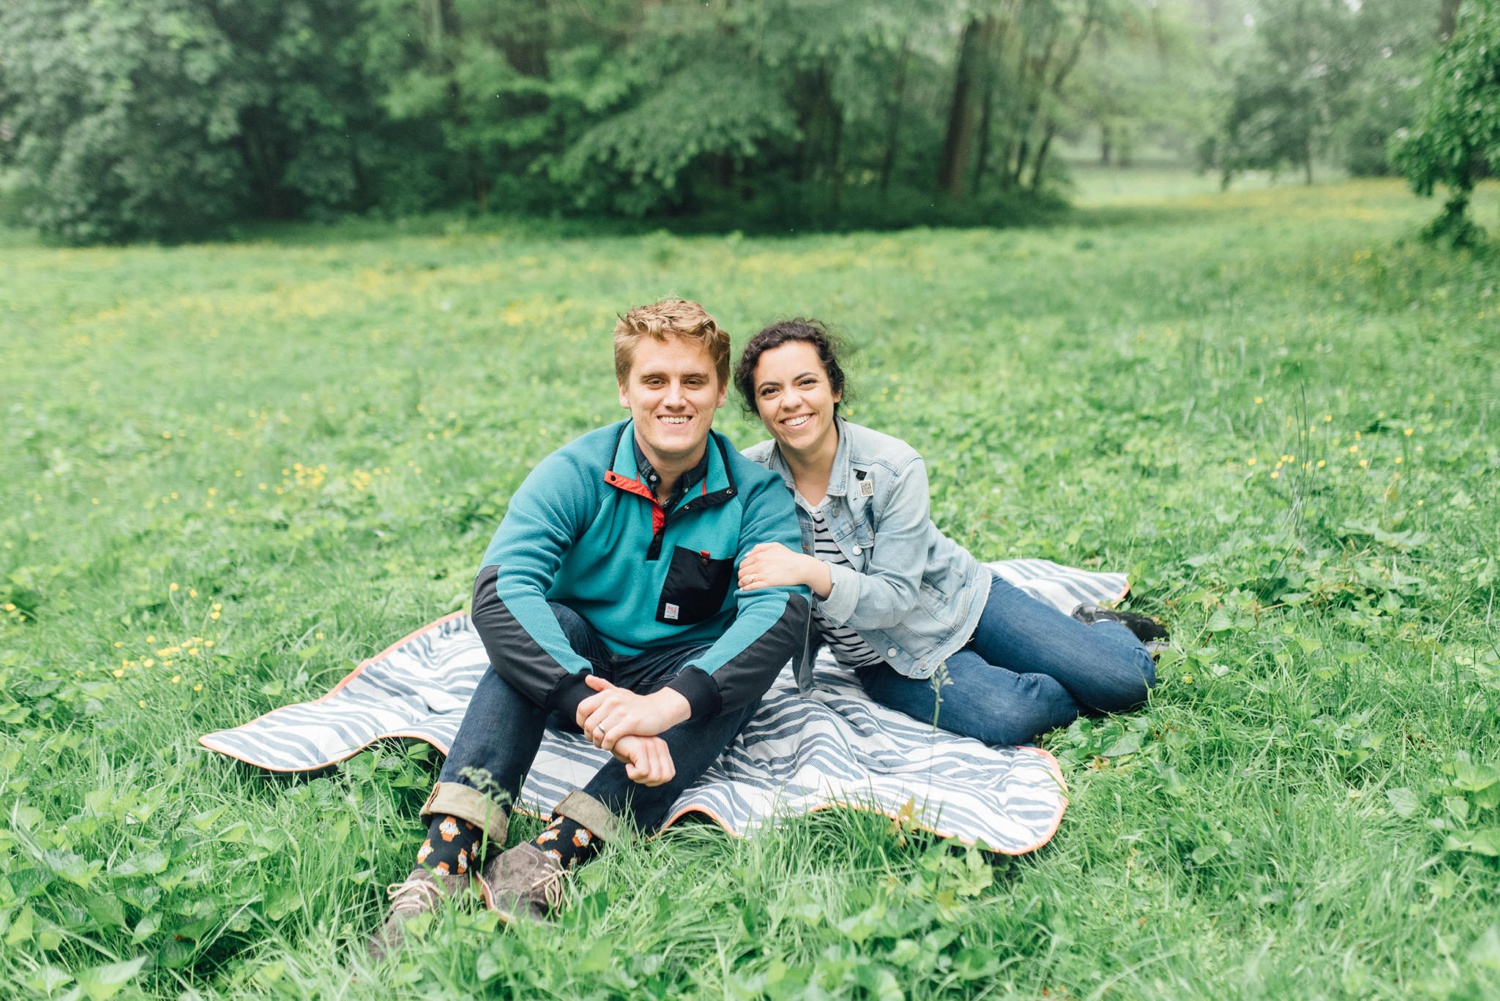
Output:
[3, 177, 1499, 999]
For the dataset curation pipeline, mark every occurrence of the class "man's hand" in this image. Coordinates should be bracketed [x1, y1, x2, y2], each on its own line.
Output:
[609, 734, 676, 786]
[577, 675, 691, 751]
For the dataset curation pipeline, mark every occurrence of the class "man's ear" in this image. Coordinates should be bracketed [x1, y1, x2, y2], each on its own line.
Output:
[618, 384, 630, 409]
[715, 385, 727, 409]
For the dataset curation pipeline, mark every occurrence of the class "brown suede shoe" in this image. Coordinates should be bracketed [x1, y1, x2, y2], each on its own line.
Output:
[366, 867, 470, 962]
[479, 842, 566, 925]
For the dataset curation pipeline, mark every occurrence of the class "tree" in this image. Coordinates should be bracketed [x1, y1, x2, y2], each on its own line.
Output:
[1394, 0, 1500, 245]
[1215, 0, 1369, 185]
[1210, 0, 1439, 185]
[0, 0, 395, 243]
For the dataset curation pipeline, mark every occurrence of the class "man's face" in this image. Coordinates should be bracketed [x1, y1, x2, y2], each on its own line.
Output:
[618, 334, 726, 474]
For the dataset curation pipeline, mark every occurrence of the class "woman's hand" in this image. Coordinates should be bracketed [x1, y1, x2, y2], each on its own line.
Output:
[737, 541, 832, 598]
[577, 675, 690, 751]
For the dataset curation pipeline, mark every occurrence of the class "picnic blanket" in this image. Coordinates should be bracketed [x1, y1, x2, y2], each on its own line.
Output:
[201, 559, 1126, 854]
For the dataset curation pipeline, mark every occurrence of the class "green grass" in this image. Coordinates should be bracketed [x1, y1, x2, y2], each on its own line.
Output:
[2, 176, 1499, 999]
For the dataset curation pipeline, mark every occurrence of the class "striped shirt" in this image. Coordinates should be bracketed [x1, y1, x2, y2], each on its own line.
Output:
[808, 505, 885, 671]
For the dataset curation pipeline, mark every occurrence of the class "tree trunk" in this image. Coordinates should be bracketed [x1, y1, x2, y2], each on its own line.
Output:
[878, 42, 910, 194]
[973, 82, 995, 196]
[937, 17, 995, 201]
[1440, 0, 1461, 41]
[828, 101, 844, 217]
[1028, 122, 1057, 190]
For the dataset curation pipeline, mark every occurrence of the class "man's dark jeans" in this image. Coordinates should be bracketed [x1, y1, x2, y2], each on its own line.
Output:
[436, 600, 759, 840]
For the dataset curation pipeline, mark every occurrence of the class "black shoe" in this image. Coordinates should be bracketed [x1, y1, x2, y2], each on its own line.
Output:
[1071, 603, 1170, 655]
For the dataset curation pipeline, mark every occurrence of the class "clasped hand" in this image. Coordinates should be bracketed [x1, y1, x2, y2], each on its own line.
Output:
[576, 675, 691, 786]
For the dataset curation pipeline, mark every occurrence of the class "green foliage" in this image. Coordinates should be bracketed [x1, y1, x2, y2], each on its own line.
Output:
[2, 177, 1500, 996]
[0, 0, 418, 243]
[0, 0, 248, 242]
[1209, 0, 1437, 184]
[1394, 0, 1500, 246]
[0, 0, 1238, 241]
[554, 60, 800, 216]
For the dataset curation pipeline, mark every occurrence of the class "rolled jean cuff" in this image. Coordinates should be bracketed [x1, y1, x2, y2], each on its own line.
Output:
[420, 782, 510, 845]
[552, 790, 625, 844]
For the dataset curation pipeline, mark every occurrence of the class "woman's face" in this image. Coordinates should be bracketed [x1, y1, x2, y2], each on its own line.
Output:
[751, 340, 842, 459]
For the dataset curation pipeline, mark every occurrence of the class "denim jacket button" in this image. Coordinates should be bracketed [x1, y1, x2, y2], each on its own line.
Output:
[886, 647, 899, 658]
[852, 545, 862, 555]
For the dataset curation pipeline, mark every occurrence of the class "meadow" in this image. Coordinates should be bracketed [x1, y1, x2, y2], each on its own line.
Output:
[2, 177, 1499, 999]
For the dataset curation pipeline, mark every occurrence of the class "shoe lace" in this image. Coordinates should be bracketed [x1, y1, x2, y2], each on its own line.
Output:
[386, 874, 446, 916]
[528, 865, 567, 909]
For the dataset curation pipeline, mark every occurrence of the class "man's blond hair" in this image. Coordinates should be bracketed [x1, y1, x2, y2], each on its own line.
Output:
[613, 299, 730, 387]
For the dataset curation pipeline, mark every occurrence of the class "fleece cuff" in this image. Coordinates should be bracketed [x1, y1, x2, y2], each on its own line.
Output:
[665, 665, 721, 719]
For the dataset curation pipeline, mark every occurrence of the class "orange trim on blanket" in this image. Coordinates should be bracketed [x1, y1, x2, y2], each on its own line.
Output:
[517, 752, 1068, 856]
[197, 611, 466, 764]
[650, 743, 1068, 855]
[198, 607, 1074, 856]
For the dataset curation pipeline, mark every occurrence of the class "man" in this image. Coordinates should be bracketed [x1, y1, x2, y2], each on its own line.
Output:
[370, 299, 809, 959]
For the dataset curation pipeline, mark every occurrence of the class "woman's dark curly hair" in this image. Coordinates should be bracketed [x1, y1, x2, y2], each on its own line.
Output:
[733, 318, 852, 419]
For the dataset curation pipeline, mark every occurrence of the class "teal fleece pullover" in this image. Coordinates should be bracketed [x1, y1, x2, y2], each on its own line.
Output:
[479, 420, 810, 722]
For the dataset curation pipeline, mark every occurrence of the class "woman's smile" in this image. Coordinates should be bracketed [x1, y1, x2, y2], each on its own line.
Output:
[753, 341, 841, 460]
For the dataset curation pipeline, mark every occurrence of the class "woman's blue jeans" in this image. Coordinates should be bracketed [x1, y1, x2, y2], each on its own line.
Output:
[437, 602, 760, 841]
[855, 574, 1156, 745]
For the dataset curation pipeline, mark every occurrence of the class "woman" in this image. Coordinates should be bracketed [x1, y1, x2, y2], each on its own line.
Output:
[734, 319, 1164, 745]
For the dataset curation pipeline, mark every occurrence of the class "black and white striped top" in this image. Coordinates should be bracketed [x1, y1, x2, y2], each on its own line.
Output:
[808, 505, 886, 671]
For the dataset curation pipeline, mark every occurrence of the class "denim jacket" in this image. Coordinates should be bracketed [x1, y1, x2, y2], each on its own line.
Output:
[742, 417, 990, 680]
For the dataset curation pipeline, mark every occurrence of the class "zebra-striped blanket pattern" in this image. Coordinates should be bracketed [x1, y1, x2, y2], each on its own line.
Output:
[201, 559, 1126, 854]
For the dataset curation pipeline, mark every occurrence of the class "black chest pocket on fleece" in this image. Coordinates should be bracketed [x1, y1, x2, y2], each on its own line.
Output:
[657, 546, 733, 626]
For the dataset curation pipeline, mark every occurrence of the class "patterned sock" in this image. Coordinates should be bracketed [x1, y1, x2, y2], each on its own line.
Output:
[529, 815, 602, 871]
[415, 814, 483, 876]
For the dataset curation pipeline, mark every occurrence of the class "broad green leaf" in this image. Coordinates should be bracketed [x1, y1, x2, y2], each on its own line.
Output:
[84, 893, 127, 930]
[5, 905, 34, 946]
[42, 850, 104, 889]
[476, 949, 503, 983]
[265, 888, 303, 921]
[1468, 926, 1500, 971]
[1101, 731, 1144, 757]
[130, 912, 160, 944]
[577, 937, 615, 973]
[74, 956, 146, 1001]
[1386, 787, 1420, 818]
[24, 965, 73, 994]
[188, 806, 228, 832]
[112, 849, 169, 878]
